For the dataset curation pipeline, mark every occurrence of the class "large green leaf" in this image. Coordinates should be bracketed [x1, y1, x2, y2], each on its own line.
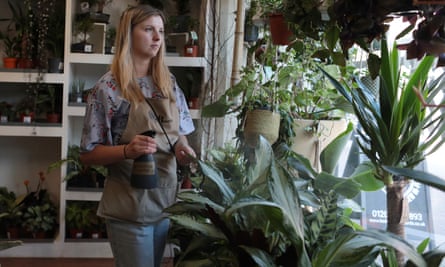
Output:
[382, 166, 445, 192]
[239, 245, 278, 267]
[320, 121, 354, 173]
[170, 214, 227, 240]
[198, 160, 235, 204]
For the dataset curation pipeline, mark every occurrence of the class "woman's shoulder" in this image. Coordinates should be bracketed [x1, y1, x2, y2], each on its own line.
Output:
[88, 71, 123, 104]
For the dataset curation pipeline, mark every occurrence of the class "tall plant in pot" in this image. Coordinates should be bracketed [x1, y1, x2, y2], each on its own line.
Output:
[257, 0, 293, 45]
[322, 37, 445, 264]
[0, 30, 19, 68]
[202, 43, 285, 147]
[46, 0, 65, 73]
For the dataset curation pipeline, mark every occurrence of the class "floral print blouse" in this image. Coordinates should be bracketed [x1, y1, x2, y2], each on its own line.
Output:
[80, 71, 195, 152]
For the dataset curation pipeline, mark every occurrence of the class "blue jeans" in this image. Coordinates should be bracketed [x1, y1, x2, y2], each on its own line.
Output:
[106, 218, 170, 267]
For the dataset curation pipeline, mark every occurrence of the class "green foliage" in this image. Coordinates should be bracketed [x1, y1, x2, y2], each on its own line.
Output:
[65, 201, 96, 230]
[0, 187, 23, 228]
[166, 131, 430, 266]
[22, 202, 58, 234]
[321, 38, 445, 185]
[48, 144, 108, 183]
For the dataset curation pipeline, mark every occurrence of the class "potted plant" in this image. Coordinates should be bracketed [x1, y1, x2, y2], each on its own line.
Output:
[166, 132, 440, 266]
[65, 201, 94, 239]
[19, 172, 58, 239]
[69, 79, 86, 104]
[37, 85, 61, 123]
[202, 43, 286, 147]
[46, 0, 65, 73]
[48, 145, 108, 190]
[15, 91, 37, 123]
[0, 101, 13, 123]
[105, 27, 116, 54]
[0, 187, 24, 239]
[71, 15, 95, 53]
[257, 0, 293, 45]
[0, 31, 19, 68]
[322, 37, 445, 264]
[21, 202, 58, 239]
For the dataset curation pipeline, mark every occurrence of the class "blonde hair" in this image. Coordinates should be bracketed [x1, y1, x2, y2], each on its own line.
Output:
[111, 5, 173, 103]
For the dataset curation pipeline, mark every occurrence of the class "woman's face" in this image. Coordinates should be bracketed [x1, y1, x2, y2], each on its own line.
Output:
[131, 15, 164, 59]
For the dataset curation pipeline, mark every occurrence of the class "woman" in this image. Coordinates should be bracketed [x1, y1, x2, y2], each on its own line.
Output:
[80, 5, 196, 267]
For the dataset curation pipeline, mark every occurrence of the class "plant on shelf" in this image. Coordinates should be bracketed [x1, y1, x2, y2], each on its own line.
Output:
[48, 144, 108, 189]
[15, 87, 37, 123]
[70, 79, 86, 104]
[0, 187, 24, 239]
[71, 15, 95, 53]
[21, 202, 58, 239]
[0, 30, 19, 68]
[37, 85, 61, 123]
[46, 0, 65, 73]
[168, 0, 199, 33]
[20, 172, 58, 239]
[0, 101, 13, 122]
[105, 27, 116, 54]
[65, 201, 95, 239]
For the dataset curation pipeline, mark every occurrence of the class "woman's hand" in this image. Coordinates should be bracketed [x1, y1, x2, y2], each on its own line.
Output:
[124, 134, 157, 159]
[174, 137, 196, 166]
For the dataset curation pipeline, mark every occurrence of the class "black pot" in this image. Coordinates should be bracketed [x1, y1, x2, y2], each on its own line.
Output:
[47, 58, 63, 73]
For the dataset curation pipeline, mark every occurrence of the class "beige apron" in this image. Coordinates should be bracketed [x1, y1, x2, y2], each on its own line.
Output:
[97, 97, 179, 224]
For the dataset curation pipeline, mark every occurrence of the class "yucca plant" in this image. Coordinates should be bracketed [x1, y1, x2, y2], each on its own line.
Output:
[321, 37, 445, 264]
[166, 132, 432, 266]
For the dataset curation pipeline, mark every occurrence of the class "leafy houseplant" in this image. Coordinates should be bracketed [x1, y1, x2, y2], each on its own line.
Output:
[322, 37, 445, 264]
[48, 145, 108, 189]
[166, 131, 439, 266]
[21, 202, 58, 238]
[37, 85, 61, 123]
[12, 172, 59, 239]
[65, 201, 96, 239]
[46, 0, 65, 73]
[0, 101, 13, 122]
[0, 30, 19, 68]
[71, 15, 95, 53]
[0, 187, 23, 239]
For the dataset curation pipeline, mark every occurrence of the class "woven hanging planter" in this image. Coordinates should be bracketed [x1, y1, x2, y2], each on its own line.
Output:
[243, 109, 281, 147]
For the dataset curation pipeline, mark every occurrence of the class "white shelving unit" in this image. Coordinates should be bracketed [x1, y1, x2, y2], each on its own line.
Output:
[0, 0, 209, 258]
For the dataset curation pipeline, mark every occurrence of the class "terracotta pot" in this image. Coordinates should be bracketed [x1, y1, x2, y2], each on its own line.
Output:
[20, 112, 35, 123]
[6, 227, 20, 239]
[188, 97, 199, 109]
[268, 13, 293, 45]
[69, 228, 83, 239]
[46, 113, 60, 123]
[3, 57, 18, 68]
[17, 58, 34, 69]
[184, 45, 199, 57]
[33, 231, 47, 239]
